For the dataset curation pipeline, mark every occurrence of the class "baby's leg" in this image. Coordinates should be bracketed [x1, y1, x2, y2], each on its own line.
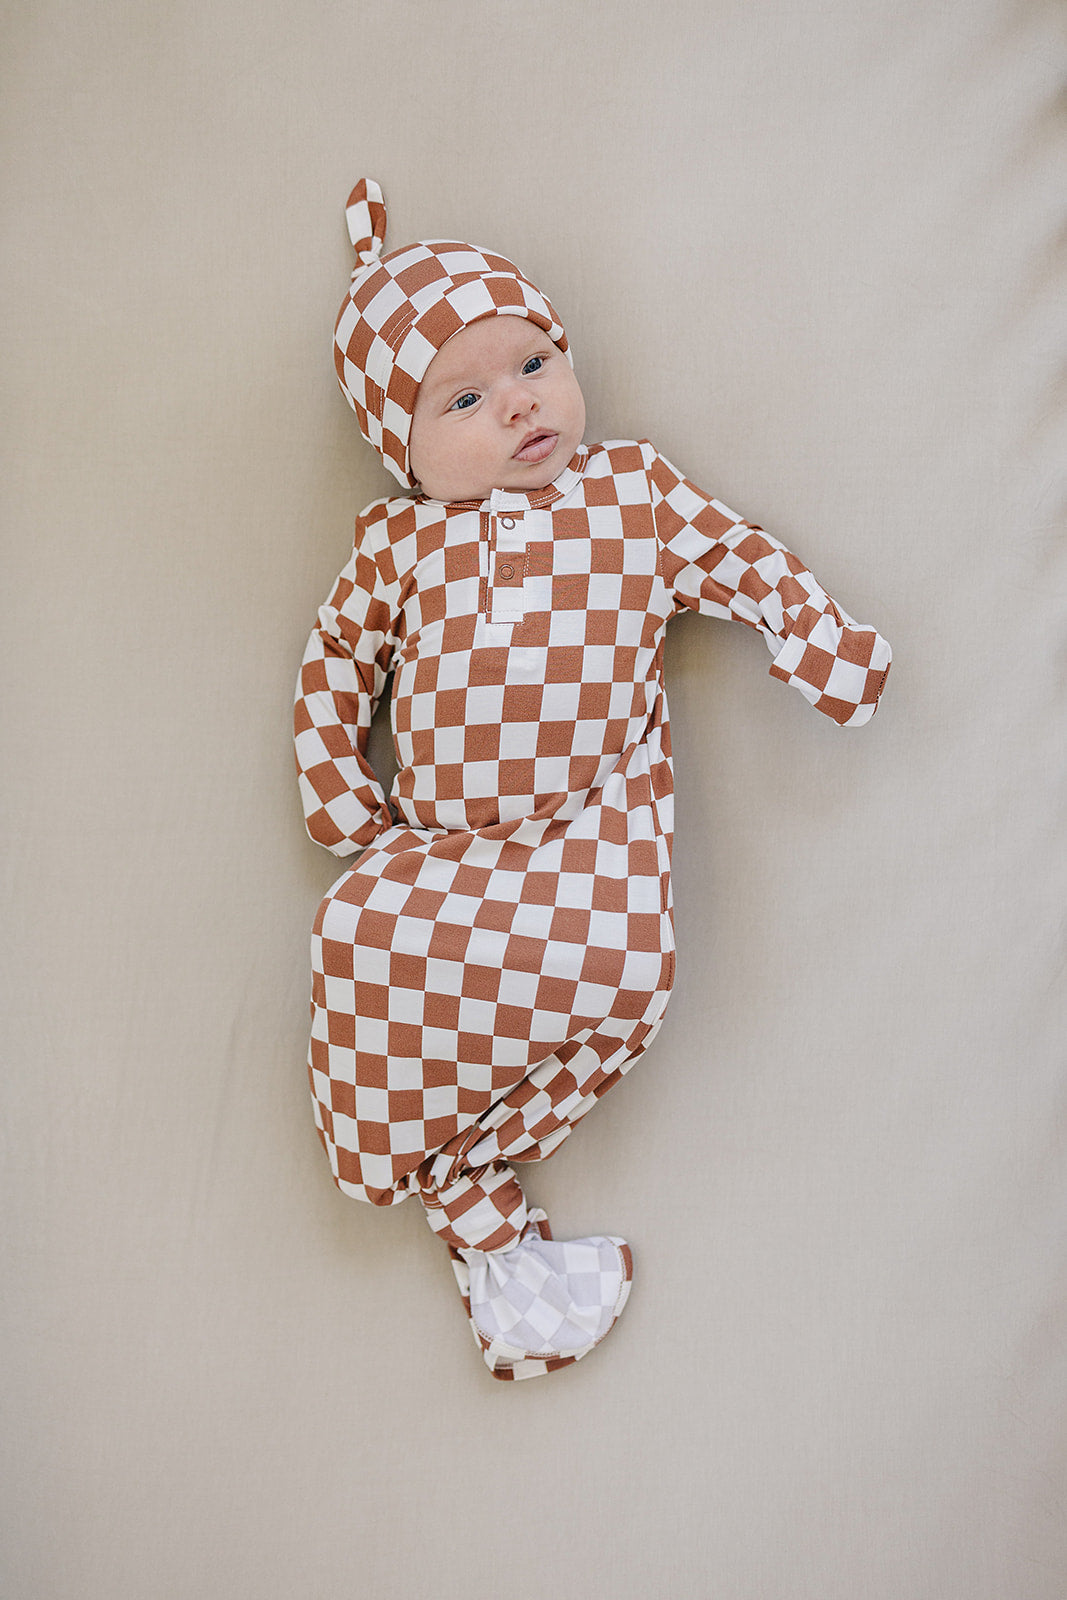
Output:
[415, 1009, 665, 1380]
[307, 833, 549, 1227]
[415, 1001, 667, 1251]
[306, 822, 672, 1377]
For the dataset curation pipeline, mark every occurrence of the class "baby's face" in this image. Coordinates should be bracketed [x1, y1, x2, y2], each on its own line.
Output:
[409, 314, 586, 503]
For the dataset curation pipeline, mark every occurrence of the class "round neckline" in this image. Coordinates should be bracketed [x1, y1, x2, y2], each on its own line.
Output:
[417, 447, 587, 512]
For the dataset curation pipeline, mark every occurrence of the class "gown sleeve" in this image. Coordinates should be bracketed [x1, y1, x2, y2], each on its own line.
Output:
[647, 444, 892, 727]
[293, 508, 400, 854]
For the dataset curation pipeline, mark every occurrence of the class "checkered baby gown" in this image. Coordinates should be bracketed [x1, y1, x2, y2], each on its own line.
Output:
[295, 436, 892, 1378]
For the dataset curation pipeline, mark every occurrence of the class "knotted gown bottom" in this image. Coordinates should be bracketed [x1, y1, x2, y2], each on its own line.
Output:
[306, 736, 676, 1259]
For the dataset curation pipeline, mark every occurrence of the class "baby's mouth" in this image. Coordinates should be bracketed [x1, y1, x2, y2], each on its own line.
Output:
[512, 430, 558, 463]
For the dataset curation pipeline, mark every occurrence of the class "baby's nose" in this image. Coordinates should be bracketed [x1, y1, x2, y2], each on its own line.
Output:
[502, 381, 537, 420]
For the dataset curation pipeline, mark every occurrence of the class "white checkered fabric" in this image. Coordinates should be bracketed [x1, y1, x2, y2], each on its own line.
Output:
[452, 1209, 633, 1380]
[334, 179, 570, 489]
[294, 440, 891, 1265]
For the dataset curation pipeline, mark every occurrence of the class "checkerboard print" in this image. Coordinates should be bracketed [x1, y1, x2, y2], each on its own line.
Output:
[451, 1209, 634, 1380]
[295, 440, 891, 1262]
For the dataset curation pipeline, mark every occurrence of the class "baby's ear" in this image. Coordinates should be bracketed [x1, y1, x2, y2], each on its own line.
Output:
[344, 178, 387, 271]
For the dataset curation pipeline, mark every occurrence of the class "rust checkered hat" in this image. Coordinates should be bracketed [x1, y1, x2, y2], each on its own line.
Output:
[334, 179, 572, 489]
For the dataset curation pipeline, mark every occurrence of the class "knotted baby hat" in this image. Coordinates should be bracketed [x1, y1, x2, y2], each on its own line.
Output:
[334, 179, 572, 489]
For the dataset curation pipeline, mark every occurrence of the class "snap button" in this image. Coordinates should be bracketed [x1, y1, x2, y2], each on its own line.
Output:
[499, 515, 516, 529]
[499, 562, 515, 581]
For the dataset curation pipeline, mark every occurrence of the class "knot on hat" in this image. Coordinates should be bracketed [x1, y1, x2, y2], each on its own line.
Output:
[344, 177, 387, 273]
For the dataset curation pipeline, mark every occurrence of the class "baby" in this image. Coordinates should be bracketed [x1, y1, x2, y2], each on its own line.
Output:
[294, 179, 892, 1380]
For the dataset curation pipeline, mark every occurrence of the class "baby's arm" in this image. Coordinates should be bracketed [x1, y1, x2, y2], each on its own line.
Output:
[293, 507, 399, 853]
[648, 445, 891, 726]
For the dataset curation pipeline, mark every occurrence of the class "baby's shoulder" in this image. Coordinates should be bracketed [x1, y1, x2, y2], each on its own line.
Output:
[584, 438, 658, 477]
[355, 491, 420, 530]
[353, 491, 448, 553]
[581, 440, 663, 503]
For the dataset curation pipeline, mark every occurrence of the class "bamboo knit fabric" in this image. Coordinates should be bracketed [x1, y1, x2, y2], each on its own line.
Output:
[294, 440, 891, 1253]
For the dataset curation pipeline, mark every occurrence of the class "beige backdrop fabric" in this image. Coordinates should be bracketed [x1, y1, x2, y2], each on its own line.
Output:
[2, 1, 1064, 1596]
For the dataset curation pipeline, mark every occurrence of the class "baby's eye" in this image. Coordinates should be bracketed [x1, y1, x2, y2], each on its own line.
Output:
[522, 355, 546, 375]
[450, 391, 479, 411]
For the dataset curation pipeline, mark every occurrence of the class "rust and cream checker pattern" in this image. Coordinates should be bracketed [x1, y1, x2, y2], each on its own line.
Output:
[295, 440, 891, 1251]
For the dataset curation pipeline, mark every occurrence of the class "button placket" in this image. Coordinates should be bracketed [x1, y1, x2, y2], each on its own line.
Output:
[488, 506, 526, 624]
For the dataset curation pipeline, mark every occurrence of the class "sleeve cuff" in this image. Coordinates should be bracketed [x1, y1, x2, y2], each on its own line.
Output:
[767, 615, 893, 727]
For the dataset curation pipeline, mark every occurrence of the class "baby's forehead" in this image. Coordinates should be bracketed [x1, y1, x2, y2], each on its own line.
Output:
[423, 313, 549, 384]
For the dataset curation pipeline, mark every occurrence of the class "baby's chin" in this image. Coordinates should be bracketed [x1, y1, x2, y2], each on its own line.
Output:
[498, 464, 561, 493]
[495, 436, 582, 495]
